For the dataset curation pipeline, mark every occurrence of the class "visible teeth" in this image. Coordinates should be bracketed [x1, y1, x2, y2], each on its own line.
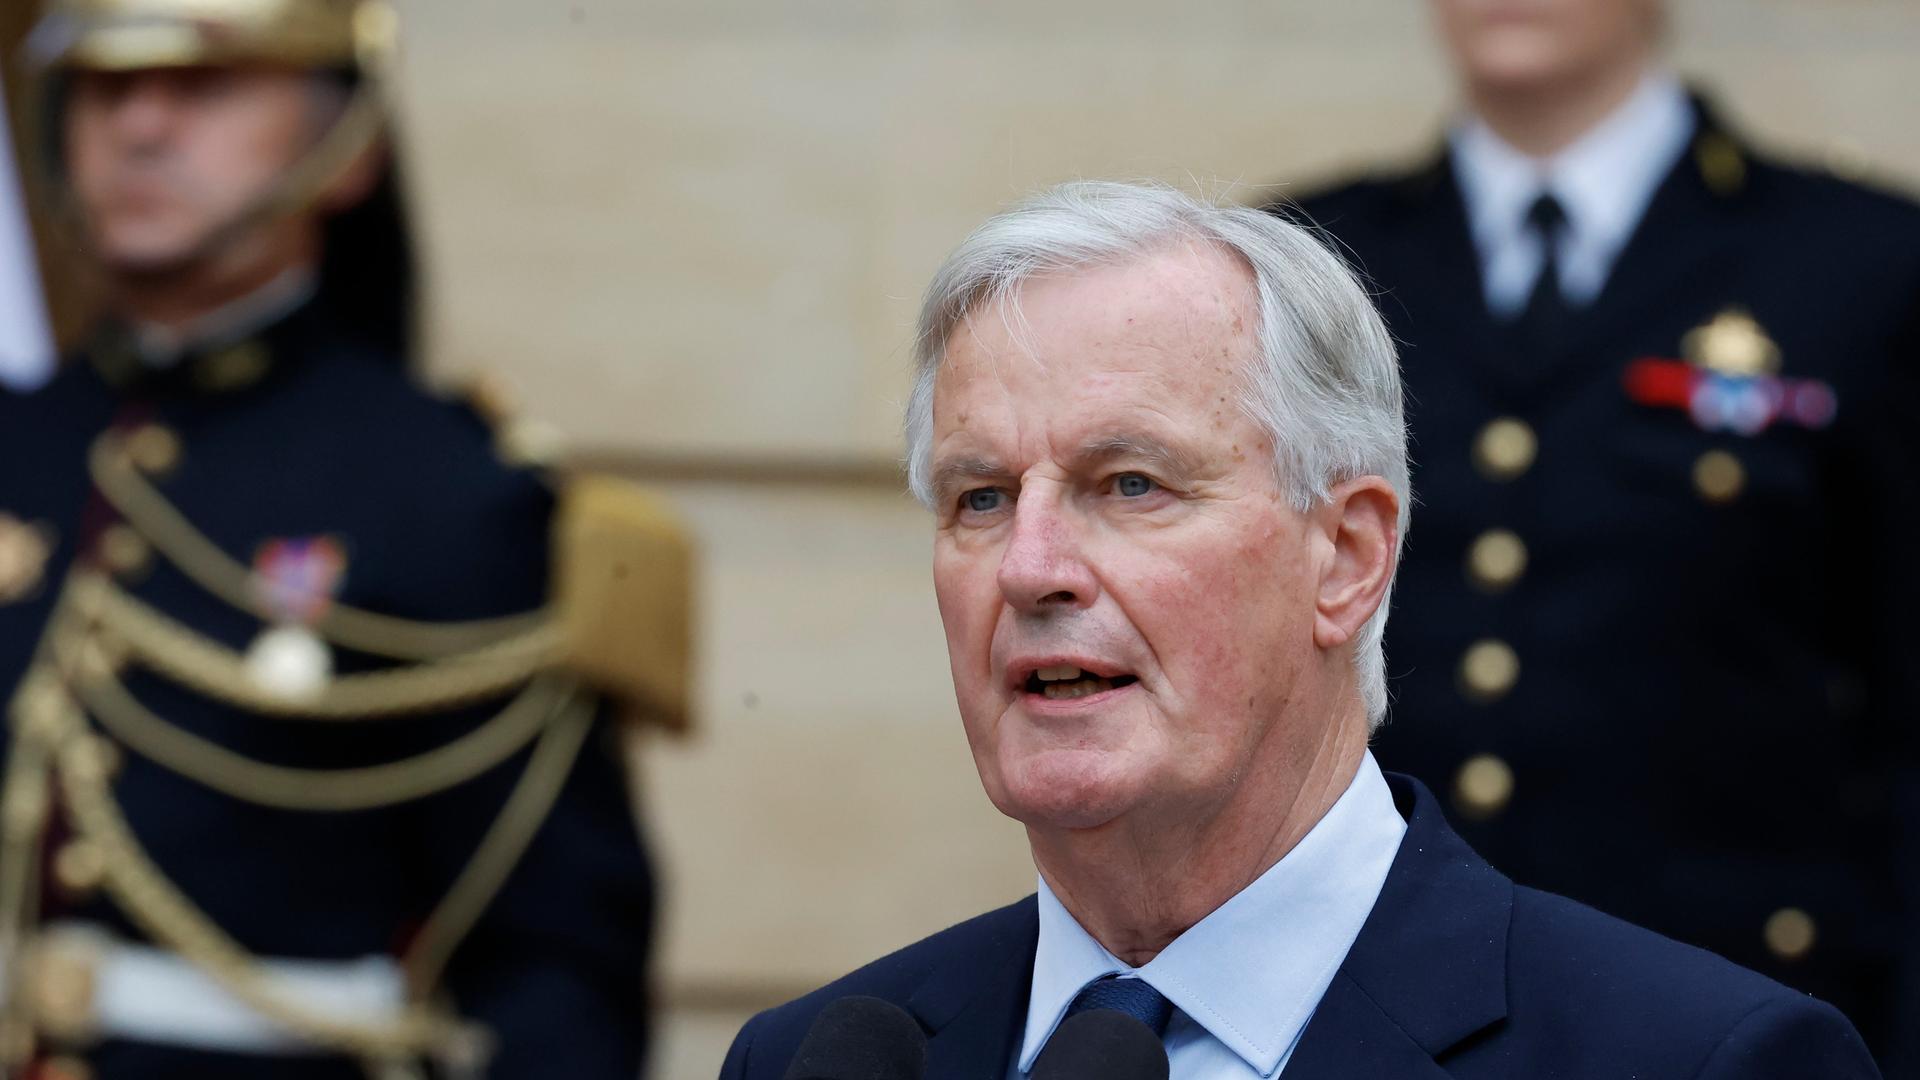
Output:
[1042, 677, 1114, 700]
[1036, 665, 1083, 682]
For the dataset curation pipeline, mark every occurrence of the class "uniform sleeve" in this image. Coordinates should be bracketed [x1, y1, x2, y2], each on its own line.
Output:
[1691, 996, 1882, 1080]
[376, 410, 658, 1076]
[428, 718, 656, 1078]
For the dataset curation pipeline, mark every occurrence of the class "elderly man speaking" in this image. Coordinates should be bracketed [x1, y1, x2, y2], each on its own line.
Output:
[720, 182, 1880, 1080]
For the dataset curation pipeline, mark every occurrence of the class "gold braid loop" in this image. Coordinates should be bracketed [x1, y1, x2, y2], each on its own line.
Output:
[70, 573, 562, 719]
[89, 433, 546, 661]
[51, 713, 490, 1065]
[401, 686, 595, 995]
[65, 657, 567, 813]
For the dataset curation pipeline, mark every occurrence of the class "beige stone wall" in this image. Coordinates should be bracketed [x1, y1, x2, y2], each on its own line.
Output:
[380, 2, 1920, 1074]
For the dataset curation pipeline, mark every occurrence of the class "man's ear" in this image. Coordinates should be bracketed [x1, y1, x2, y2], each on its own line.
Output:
[1312, 476, 1400, 651]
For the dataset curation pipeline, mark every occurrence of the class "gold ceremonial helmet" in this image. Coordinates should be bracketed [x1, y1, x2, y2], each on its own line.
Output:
[19, 0, 400, 250]
[24, 0, 396, 73]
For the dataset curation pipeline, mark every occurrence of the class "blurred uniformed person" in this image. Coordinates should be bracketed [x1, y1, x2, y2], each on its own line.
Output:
[0, 1, 692, 1076]
[1269, 0, 1919, 1070]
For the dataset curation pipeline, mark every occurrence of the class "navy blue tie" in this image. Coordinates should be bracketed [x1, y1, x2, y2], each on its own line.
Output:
[1065, 975, 1173, 1038]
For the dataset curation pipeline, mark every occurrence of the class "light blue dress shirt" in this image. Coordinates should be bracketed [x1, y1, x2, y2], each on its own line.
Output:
[1012, 753, 1408, 1078]
[1451, 69, 1695, 318]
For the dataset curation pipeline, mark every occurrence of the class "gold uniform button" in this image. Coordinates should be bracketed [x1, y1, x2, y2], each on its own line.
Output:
[1693, 450, 1745, 504]
[62, 736, 120, 787]
[125, 423, 182, 475]
[1694, 132, 1748, 197]
[1473, 418, 1537, 482]
[1466, 529, 1528, 592]
[0, 514, 55, 604]
[1764, 907, 1817, 962]
[497, 417, 565, 468]
[53, 840, 107, 895]
[1459, 639, 1520, 703]
[1453, 753, 1515, 819]
[192, 342, 270, 391]
[97, 524, 152, 579]
[76, 636, 130, 684]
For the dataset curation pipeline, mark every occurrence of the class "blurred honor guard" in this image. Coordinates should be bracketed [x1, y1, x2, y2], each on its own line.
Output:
[0, 1, 693, 1077]
[1270, 1, 1919, 1069]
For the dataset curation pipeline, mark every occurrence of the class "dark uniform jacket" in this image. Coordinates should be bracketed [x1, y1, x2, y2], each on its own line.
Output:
[1274, 97, 1920, 1070]
[0, 299, 655, 1078]
[721, 775, 1881, 1080]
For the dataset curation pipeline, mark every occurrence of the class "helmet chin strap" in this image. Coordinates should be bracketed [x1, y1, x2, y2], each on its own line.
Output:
[159, 75, 390, 273]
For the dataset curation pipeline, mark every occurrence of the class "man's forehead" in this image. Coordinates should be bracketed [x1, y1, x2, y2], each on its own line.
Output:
[950, 243, 1256, 364]
[935, 246, 1257, 414]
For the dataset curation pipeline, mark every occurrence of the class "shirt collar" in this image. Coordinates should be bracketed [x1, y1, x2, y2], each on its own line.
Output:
[1018, 753, 1407, 1076]
[1450, 69, 1693, 261]
[132, 265, 319, 369]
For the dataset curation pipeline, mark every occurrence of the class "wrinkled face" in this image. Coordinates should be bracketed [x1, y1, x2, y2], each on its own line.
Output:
[1431, 0, 1660, 92]
[64, 66, 321, 271]
[929, 243, 1322, 833]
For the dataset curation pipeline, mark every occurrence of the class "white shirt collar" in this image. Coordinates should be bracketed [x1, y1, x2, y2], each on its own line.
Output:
[1450, 69, 1694, 314]
[1018, 753, 1407, 1077]
[134, 265, 318, 368]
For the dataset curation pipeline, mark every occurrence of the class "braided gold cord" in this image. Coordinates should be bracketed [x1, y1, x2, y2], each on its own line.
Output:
[51, 721, 484, 1063]
[71, 573, 562, 719]
[0, 579, 601, 1074]
[0, 686, 57, 1074]
[0, 438, 617, 1073]
[401, 687, 595, 995]
[89, 434, 547, 661]
[66, 659, 565, 812]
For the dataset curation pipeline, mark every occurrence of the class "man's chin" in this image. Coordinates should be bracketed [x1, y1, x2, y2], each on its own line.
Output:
[99, 247, 203, 281]
[1461, 40, 1584, 94]
[992, 752, 1143, 833]
[88, 223, 213, 279]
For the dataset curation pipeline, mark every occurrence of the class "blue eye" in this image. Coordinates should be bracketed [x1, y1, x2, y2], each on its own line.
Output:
[1114, 473, 1156, 497]
[964, 488, 1004, 513]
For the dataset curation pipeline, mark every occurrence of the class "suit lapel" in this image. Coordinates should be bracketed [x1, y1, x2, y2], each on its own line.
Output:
[1286, 775, 1512, 1076]
[1572, 94, 1752, 362]
[1371, 150, 1555, 412]
[897, 781, 1510, 1079]
[1280, 972, 1457, 1079]
[1388, 97, 1755, 410]
[908, 898, 1039, 1080]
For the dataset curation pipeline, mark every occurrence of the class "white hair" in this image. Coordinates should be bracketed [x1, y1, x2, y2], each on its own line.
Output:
[903, 180, 1409, 729]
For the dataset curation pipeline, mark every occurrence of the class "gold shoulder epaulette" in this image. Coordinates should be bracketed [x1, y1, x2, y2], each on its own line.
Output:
[552, 475, 694, 732]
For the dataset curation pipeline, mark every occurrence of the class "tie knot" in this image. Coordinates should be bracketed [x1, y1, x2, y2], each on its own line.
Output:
[1065, 975, 1173, 1037]
[1525, 191, 1566, 236]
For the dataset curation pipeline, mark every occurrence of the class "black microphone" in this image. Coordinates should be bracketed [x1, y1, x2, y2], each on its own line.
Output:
[1031, 1008, 1169, 1080]
[781, 995, 928, 1080]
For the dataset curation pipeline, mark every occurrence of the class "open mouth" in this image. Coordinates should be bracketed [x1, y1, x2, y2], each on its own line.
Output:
[1024, 665, 1140, 701]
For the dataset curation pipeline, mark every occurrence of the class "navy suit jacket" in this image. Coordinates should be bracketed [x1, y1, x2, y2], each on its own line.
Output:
[722, 775, 1879, 1079]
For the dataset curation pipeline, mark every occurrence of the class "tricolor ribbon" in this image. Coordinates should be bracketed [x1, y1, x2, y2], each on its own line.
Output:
[1623, 358, 1837, 437]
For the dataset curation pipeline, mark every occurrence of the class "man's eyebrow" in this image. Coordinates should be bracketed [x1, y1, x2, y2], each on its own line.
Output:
[929, 455, 1008, 500]
[1071, 433, 1204, 478]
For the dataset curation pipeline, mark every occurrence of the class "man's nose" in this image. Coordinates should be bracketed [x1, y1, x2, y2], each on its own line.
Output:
[996, 497, 1097, 614]
[109, 76, 185, 146]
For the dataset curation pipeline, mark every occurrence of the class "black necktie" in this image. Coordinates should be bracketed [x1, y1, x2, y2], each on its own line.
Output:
[1515, 191, 1569, 354]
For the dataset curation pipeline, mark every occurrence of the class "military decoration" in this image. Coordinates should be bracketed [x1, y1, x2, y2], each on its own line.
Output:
[244, 537, 346, 699]
[1622, 308, 1836, 436]
[0, 514, 55, 605]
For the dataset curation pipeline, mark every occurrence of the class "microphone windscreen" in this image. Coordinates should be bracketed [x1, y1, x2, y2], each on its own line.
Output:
[1031, 1008, 1170, 1080]
[782, 995, 928, 1080]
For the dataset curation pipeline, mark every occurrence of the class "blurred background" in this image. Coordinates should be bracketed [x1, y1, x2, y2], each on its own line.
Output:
[6, 1, 1918, 1075]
